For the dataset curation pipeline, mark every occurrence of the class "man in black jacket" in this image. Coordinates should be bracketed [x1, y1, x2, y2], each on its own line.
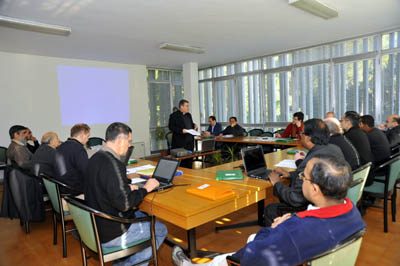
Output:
[324, 117, 360, 170]
[85, 122, 167, 266]
[31, 132, 62, 177]
[168, 99, 197, 168]
[341, 111, 373, 166]
[360, 115, 391, 166]
[56, 123, 90, 193]
[264, 119, 344, 226]
[220, 117, 245, 137]
[168, 99, 197, 151]
[385, 115, 400, 148]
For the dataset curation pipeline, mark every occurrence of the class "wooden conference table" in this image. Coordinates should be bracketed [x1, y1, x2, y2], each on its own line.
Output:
[215, 136, 300, 147]
[131, 148, 299, 258]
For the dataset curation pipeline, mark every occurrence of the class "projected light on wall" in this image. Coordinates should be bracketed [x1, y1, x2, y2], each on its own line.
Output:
[57, 65, 130, 126]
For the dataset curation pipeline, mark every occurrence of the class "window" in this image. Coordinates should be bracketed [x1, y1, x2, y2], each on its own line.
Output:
[334, 59, 375, 117]
[382, 53, 400, 118]
[198, 28, 400, 128]
[294, 64, 330, 119]
[148, 69, 183, 151]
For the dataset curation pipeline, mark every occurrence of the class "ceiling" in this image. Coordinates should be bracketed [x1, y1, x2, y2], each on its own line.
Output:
[0, 0, 399, 69]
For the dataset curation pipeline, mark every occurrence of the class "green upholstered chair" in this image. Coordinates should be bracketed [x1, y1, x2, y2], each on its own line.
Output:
[347, 162, 372, 205]
[248, 129, 264, 136]
[65, 196, 158, 266]
[363, 155, 400, 232]
[307, 230, 365, 266]
[41, 175, 77, 257]
[260, 131, 274, 137]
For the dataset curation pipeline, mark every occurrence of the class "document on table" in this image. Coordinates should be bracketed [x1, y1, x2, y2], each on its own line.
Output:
[274, 159, 297, 169]
[126, 164, 155, 174]
[186, 129, 201, 136]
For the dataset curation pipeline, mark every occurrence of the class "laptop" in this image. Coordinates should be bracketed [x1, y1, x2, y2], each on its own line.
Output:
[135, 158, 180, 191]
[198, 139, 215, 152]
[241, 146, 271, 179]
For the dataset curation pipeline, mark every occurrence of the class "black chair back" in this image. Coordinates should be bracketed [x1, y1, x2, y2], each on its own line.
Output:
[0, 146, 7, 164]
[88, 137, 105, 148]
[248, 129, 264, 136]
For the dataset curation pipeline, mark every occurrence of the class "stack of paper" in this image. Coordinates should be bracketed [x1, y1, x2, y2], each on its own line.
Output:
[126, 164, 156, 175]
[274, 159, 297, 169]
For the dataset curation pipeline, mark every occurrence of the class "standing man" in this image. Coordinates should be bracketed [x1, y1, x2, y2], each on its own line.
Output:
[56, 123, 90, 193]
[276, 112, 304, 139]
[168, 99, 197, 151]
[168, 99, 197, 168]
[85, 122, 167, 266]
[204, 116, 222, 136]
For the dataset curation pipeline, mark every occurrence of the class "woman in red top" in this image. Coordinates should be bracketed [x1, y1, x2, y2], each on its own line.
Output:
[276, 112, 304, 139]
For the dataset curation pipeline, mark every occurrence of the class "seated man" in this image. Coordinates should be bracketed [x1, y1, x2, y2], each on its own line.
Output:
[85, 122, 167, 266]
[204, 116, 222, 136]
[172, 155, 365, 266]
[385, 114, 400, 148]
[56, 123, 90, 193]
[264, 119, 344, 226]
[341, 111, 373, 167]
[220, 117, 245, 137]
[6, 125, 32, 171]
[324, 117, 360, 170]
[26, 128, 40, 154]
[31, 132, 62, 177]
[276, 111, 304, 139]
[360, 115, 391, 166]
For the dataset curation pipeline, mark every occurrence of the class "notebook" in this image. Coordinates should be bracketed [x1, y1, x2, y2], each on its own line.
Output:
[132, 158, 179, 191]
[241, 146, 271, 179]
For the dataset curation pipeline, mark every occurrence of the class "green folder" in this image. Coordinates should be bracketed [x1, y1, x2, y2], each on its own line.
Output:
[216, 170, 244, 181]
[275, 138, 294, 143]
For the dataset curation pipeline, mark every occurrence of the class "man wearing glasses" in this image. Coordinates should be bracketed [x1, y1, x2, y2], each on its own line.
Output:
[173, 155, 365, 266]
[264, 119, 344, 226]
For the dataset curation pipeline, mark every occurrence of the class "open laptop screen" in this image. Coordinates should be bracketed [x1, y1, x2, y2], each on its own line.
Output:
[242, 146, 266, 173]
[153, 158, 179, 183]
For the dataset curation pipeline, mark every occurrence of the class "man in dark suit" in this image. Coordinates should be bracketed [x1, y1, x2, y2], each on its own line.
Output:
[385, 115, 400, 148]
[360, 115, 391, 166]
[205, 115, 222, 136]
[168, 99, 197, 151]
[220, 117, 245, 137]
[168, 99, 197, 168]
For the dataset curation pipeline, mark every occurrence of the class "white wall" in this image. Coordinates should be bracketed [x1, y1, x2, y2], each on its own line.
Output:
[0, 51, 151, 155]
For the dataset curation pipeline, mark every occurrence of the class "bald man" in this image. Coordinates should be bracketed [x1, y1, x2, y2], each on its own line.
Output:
[31, 132, 62, 177]
[385, 114, 400, 148]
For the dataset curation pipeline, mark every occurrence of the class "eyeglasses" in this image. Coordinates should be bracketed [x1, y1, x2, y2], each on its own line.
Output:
[298, 171, 313, 183]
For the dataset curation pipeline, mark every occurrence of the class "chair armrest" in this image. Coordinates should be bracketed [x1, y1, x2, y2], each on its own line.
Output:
[101, 213, 152, 224]
[349, 178, 364, 188]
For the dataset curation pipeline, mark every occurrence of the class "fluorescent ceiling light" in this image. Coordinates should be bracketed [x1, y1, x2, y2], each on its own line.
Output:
[289, 0, 338, 19]
[0, 15, 71, 36]
[160, 43, 205, 54]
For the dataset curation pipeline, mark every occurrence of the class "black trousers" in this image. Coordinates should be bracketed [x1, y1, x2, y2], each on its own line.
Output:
[264, 202, 307, 226]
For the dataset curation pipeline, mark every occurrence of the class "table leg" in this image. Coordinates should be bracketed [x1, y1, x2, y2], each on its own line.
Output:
[187, 228, 197, 258]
